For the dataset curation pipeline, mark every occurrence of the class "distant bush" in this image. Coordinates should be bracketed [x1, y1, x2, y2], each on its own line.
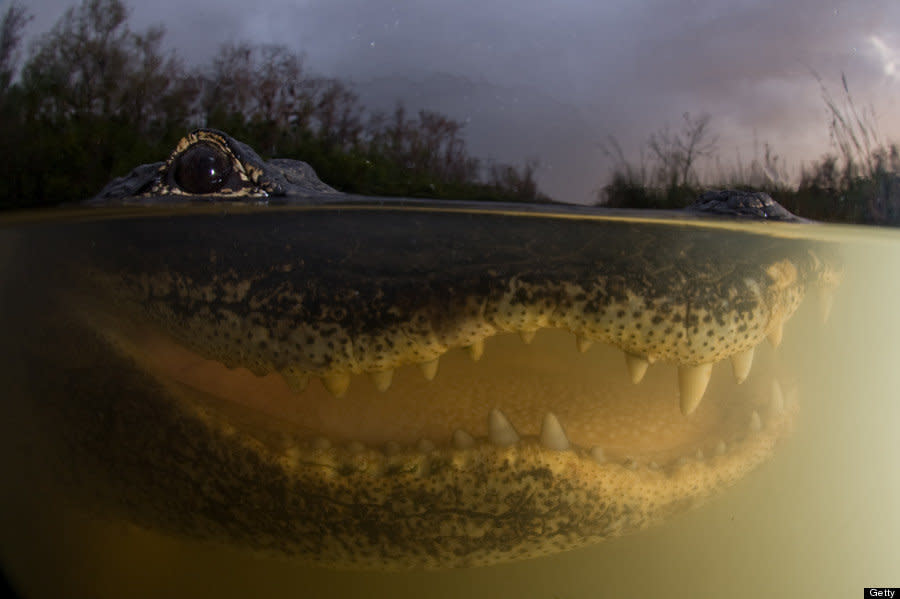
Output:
[597, 77, 900, 225]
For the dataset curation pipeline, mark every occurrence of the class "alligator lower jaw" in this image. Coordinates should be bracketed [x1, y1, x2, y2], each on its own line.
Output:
[96, 313, 796, 569]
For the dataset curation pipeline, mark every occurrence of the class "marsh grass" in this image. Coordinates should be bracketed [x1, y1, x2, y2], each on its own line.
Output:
[600, 77, 900, 225]
[2, 0, 897, 223]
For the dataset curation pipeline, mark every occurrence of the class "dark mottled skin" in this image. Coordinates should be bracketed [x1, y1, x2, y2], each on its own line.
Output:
[7, 129, 839, 569]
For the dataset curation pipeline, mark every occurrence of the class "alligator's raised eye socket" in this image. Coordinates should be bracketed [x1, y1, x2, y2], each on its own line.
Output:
[172, 143, 233, 194]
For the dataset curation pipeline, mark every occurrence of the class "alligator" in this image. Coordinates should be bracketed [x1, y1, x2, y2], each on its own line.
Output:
[28, 129, 842, 569]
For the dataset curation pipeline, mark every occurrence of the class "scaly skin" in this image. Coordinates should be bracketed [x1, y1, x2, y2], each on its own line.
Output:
[28, 129, 841, 569]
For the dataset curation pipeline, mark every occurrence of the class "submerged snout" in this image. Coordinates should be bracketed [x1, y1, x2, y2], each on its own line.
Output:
[42, 204, 840, 568]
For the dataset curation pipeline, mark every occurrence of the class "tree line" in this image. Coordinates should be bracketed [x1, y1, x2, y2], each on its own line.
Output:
[3, 0, 897, 223]
[0, 0, 549, 209]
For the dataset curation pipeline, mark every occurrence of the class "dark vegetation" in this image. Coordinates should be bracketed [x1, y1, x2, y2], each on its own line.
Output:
[598, 81, 900, 225]
[1, 0, 897, 224]
[0, 0, 549, 209]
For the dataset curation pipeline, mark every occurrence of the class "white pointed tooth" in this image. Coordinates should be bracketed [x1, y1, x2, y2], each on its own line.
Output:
[624, 353, 649, 384]
[452, 429, 475, 449]
[590, 446, 606, 463]
[418, 358, 439, 381]
[466, 339, 484, 361]
[678, 363, 713, 416]
[417, 439, 436, 453]
[281, 372, 310, 394]
[321, 373, 350, 397]
[770, 379, 784, 414]
[730, 347, 755, 384]
[767, 317, 784, 347]
[576, 335, 593, 353]
[819, 289, 834, 324]
[540, 412, 570, 451]
[714, 441, 727, 456]
[749, 410, 762, 432]
[695, 449, 704, 460]
[488, 408, 519, 447]
[519, 329, 536, 344]
[368, 369, 394, 392]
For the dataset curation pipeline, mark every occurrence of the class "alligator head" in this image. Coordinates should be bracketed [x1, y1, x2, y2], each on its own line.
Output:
[51, 129, 841, 569]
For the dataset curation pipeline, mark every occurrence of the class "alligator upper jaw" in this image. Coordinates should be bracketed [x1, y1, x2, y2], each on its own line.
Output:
[102, 306, 795, 475]
[61, 207, 828, 568]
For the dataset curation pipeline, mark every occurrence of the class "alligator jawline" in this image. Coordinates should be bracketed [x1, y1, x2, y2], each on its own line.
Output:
[97, 304, 795, 480]
[64, 206, 820, 569]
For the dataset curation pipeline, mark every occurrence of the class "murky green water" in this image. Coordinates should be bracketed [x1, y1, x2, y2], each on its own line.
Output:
[0, 204, 896, 598]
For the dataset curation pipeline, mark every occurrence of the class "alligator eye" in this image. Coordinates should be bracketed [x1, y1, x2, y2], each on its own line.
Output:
[171, 143, 234, 194]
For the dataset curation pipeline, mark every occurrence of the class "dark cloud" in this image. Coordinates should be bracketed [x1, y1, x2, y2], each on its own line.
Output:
[22, 0, 900, 202]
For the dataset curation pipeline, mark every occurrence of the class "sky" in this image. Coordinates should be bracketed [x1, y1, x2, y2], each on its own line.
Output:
[17, 0, 900, 203]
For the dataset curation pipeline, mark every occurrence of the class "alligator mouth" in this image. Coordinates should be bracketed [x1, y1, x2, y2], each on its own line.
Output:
[113, 313, 794, 472]
[88, 297, 798, 570]
[68, 206, 839, 569]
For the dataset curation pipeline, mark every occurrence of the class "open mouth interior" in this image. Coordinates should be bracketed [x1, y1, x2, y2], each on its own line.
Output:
[110, 319, 793, 472]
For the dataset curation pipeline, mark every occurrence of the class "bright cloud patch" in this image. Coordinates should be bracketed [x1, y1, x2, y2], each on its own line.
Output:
[869, 35, 898, 79]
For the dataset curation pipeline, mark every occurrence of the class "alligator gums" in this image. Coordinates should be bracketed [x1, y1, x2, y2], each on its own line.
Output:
[17, 129, 842, 569]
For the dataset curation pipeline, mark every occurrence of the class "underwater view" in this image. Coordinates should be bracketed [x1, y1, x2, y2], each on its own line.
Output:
[3, 0, 900, 597]
[0, 196, 898, 597]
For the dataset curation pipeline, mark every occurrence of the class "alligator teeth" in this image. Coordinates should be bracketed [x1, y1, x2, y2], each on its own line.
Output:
[590, 447, 606, 463]
[767, 317, 784, 347]
[540, 412, 570, 451]
[321, 373, 350, 397]
[282, 372, 310, 394]
[418, 358, 439, 381]
[730, 347, 755, 384]
[452, 429, 476, 449]
[466, 340, 484, 361]
[576, 335, 593, 353]
[347, 441, 365, 454]
[488, 408, 519, 447]
[417, 439, 436, 453]
[770, 379, 784, 414]
[714, 441, 726, 456]
[368, 369, 394, 392]
[678, 363, 713, 416]
[519, 330, 536, 344]
[624, 353, 649, 384]
[749, 410, 762, 432]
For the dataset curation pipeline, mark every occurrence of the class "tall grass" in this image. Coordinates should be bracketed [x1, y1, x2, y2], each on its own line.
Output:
[599, 77, 900, 225]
